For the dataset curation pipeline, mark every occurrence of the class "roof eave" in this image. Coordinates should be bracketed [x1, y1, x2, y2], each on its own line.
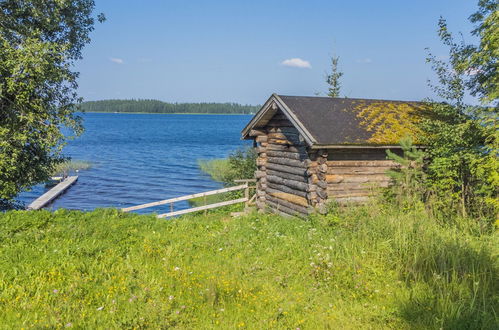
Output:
[241, 94, 276, 139]
[310, 144, 425, 149]
[273, 94, 317, 146]
[241, 94, 318, 147]
[311, 144, 401, 149]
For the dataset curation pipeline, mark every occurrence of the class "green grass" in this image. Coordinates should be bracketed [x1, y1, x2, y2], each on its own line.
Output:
[0, 204, 497, 328]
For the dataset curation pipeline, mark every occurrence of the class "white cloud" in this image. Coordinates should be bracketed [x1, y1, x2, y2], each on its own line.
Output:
[281, 58, 312, 69]
[356, 58, 372, 64]
[110, 57, 124, 64]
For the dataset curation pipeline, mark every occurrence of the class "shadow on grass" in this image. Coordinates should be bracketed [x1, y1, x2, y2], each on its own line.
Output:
[397, 237, 498, 329]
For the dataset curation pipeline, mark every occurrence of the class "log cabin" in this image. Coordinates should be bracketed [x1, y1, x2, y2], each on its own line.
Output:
[241, 94, 423, 217]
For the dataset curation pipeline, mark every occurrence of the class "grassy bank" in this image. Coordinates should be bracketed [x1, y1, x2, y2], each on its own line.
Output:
[0, 205, 497, 328]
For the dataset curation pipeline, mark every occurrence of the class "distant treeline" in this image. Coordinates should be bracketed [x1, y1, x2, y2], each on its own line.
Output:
[79, 99, 259, 114]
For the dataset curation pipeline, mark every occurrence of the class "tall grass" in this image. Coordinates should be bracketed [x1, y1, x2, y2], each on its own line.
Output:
[197, 158, 230, 183]
[51, 160, 92, 176]
[0, 203, 496, 328]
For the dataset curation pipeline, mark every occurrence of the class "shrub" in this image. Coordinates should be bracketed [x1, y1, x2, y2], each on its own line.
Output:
[198, 147, 256, 186]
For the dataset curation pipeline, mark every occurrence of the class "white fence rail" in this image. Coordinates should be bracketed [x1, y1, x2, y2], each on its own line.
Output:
[121, 179, 256, 218]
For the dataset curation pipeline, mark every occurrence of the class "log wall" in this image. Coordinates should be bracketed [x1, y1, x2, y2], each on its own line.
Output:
[252, 113, 402, 215]
[324, 149, 400, 204]
[253, 110, 311, 217]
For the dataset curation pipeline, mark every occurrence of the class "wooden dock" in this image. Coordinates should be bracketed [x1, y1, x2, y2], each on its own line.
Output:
[27, 176, 78, 210]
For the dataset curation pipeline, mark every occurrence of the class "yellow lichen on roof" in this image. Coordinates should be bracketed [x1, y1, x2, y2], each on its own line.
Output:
[353, 101, 425, 144]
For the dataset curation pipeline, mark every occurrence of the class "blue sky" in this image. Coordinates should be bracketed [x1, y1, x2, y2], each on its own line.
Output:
[77, 0, 479, 105]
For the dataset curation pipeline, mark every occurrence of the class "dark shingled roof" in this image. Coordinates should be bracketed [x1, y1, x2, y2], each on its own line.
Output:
[242, 94, 422, 146]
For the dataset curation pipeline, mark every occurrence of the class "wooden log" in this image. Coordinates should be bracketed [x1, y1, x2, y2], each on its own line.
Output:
[267, 169, 306, 183]
[267, 190, 309, 207]
[259, 152, 267, 158]
[316, 180, 328, 189]
[333, 196, 370, 204]
[327, 153, 390, 161]
[317, 157, 327, 165]
[328, 191, 372, 198]
[267, 132, 300, 141]
[267, 175, 308, 192]
[307, 191, 317, 202]
[326, 174, 390, 183]
[266, 163, 307, 176]
[327, 166, 398, 175]
[266, 195, 310, 214]
[266, 183, 307, 198]
[249, 129, 266, 137]
[327, 181, 390, 191]
[255, 146, 266, 154]
[327, 174, 343, 183]
[255, 135, 268, 143]
[266, 200, 307, 217]
[267, 127, 300, 135]
[306, 167, 316, 176]
[256, 158, 266, 167]
[316, 188, 327, 200]
[268, 138, 301, 146]
[268, 131, 299, 138]
[326, 160, 398, 167]
[266, 150, 306, 160]
[318, 164, 328, 173]
[255, 170, 266, 179]
[267, 143, 307, 154]
[267, 157, 306, 168]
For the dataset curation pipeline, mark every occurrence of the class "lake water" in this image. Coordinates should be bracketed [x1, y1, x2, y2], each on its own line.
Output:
[19, 113, 253, 213]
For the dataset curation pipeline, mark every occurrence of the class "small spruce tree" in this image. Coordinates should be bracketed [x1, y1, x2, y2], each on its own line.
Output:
[386, 137, 426, 207]
[326, 55, 343, 97]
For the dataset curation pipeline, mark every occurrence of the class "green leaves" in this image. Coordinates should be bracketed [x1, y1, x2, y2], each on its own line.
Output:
[0, 1, 101, 205]
[421, 0, 498, 220]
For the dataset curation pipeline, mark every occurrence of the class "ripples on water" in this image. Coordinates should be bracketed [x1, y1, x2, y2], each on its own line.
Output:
[19, 113, 252, 214]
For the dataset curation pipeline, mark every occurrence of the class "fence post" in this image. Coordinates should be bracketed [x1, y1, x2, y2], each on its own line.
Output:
[244, 183, 249, 208]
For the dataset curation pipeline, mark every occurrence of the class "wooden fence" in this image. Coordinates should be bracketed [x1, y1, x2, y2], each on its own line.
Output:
[122, 179, 256, 218]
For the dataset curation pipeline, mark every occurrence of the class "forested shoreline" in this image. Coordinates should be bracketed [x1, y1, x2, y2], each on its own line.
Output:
[80, 99, 259, 114]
